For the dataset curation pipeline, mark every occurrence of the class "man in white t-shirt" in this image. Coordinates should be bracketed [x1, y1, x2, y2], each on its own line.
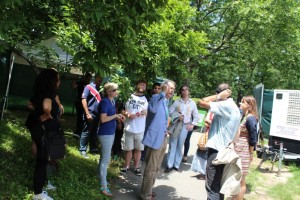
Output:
[121, 80, 148, 176]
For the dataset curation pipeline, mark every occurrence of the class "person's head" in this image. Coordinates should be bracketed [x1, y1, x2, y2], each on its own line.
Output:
[103, 82, 119, 98]
[215, 83, 230, 95]
[135, 80, 147, 94]
[33, 68, 59, 96]
[152, 83, 161, 94]
[83, 72, 92, 83]
[240, 96, 258, 118]
[179, 85, 190, 98]
[161, 80, 176, 99]
[94, 73, 102, 86]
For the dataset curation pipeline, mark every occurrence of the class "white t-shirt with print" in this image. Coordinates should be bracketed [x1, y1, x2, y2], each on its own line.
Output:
[124, 94, 148, 133]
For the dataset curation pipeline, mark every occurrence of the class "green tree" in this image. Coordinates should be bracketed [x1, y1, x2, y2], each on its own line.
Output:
[0, 0, 65, 68]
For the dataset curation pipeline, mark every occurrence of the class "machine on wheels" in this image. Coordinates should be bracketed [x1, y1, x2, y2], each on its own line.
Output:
[254, 85, 300, 174]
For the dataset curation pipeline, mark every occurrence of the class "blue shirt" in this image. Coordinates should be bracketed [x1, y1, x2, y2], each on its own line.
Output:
[81, 82, 100, 116]
[207, 98, 241, 152]
[97, 98, 117, 135]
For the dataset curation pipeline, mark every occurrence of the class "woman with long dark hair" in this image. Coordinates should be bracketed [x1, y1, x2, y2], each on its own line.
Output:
[28, 68, 61, 200]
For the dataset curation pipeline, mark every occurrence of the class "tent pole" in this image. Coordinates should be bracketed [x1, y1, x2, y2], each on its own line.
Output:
[0, 52, 15, 121]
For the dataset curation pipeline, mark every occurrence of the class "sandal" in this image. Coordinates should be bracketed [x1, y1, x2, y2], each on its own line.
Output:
[100, 187, 113, 197]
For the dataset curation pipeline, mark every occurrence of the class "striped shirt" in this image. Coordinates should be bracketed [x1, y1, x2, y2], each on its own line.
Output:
[206, 98, 240, 152]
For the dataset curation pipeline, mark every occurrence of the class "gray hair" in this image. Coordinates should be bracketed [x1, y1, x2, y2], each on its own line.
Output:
[161, 80, 176, 88]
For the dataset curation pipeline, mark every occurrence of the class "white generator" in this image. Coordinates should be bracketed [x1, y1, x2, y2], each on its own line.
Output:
[269, 90, 300, 154]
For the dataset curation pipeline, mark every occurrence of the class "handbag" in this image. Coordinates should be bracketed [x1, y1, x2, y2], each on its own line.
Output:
[197, 131, 208, 151]
[197, 111, 213, 151]
[42, 119, 66, 160]
[46, 127, 66, 160]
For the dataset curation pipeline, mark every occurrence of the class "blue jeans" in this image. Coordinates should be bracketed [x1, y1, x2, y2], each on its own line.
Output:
[206, 148, 225, 200]
[98, 135, 115, 187]
[167, 125, 188, 168]
[79, 116, 99, 152]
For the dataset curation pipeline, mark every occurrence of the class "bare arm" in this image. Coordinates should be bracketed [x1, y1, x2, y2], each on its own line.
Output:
[27, 101, 35, 111]
[40, 98, 53, 122]
[55, 95, 64, 115]
[100, 113, 122, 123]
[82, 98, 92, 120]
[198, 89, 232, 109]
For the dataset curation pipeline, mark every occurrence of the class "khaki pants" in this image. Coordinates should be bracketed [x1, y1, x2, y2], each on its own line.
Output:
[140, 138, 167, 200]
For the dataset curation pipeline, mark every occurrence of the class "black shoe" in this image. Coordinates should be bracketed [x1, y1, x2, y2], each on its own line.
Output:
[164, 167, 173, 173]
[173, 167, 182, 173]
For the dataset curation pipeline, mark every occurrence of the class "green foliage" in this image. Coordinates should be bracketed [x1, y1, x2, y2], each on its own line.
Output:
[1, 0, 300, 99]
[52, 0, 168, 75]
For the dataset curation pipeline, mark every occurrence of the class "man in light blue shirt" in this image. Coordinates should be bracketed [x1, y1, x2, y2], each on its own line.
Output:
[199, 83, 240, 200]
[140, 80, 176, 200]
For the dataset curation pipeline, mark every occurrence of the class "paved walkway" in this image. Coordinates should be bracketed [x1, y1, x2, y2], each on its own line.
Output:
[111, 131, 207, 200]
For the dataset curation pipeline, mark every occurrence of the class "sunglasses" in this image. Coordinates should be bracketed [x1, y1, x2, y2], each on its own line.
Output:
[112, 89, 118, 92]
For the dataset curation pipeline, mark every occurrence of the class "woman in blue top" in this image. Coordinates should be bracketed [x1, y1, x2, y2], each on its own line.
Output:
[97, 82, 124, 197]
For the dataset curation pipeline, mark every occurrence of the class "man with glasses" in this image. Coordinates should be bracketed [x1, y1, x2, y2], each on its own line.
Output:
[120, 80, 148, 176]
[79, 73, 102, 158]
[165, 85, 199, 173]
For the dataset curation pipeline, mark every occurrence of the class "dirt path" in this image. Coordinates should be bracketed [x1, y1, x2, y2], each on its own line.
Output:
[111, 131, 207, 200]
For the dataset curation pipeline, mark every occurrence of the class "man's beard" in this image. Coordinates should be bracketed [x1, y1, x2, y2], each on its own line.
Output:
[137, 86, 146, 93]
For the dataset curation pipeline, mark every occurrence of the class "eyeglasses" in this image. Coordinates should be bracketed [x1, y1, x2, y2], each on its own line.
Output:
[112, 89, 118, 92]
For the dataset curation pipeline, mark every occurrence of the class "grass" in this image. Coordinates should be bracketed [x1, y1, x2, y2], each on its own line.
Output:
[0, 109, 122, 200]
[245, 153, 300, 200]
[267, 164, 300, 200]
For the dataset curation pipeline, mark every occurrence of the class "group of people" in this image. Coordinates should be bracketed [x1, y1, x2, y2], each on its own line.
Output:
[26, 69, 258, 200]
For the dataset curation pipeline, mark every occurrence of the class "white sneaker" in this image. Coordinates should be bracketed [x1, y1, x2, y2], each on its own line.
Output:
[45, 182, 56, 190]
[32, 191, 53, 200]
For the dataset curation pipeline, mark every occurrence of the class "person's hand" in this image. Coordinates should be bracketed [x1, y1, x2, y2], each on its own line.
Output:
[59, 104, 64, 115]
[218, 89, 231, 100]
[178, 115, 184, 121]
[129, 113, 137, 119]
[118, 114, 125, 122]
[204, 119, 211, 127]
[141, 110, 147, 116]
[250, 153, 254, 162]
[186, 124, 194, 131]
[161, 84, 169, 93]
[86, 113, 93, 121]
